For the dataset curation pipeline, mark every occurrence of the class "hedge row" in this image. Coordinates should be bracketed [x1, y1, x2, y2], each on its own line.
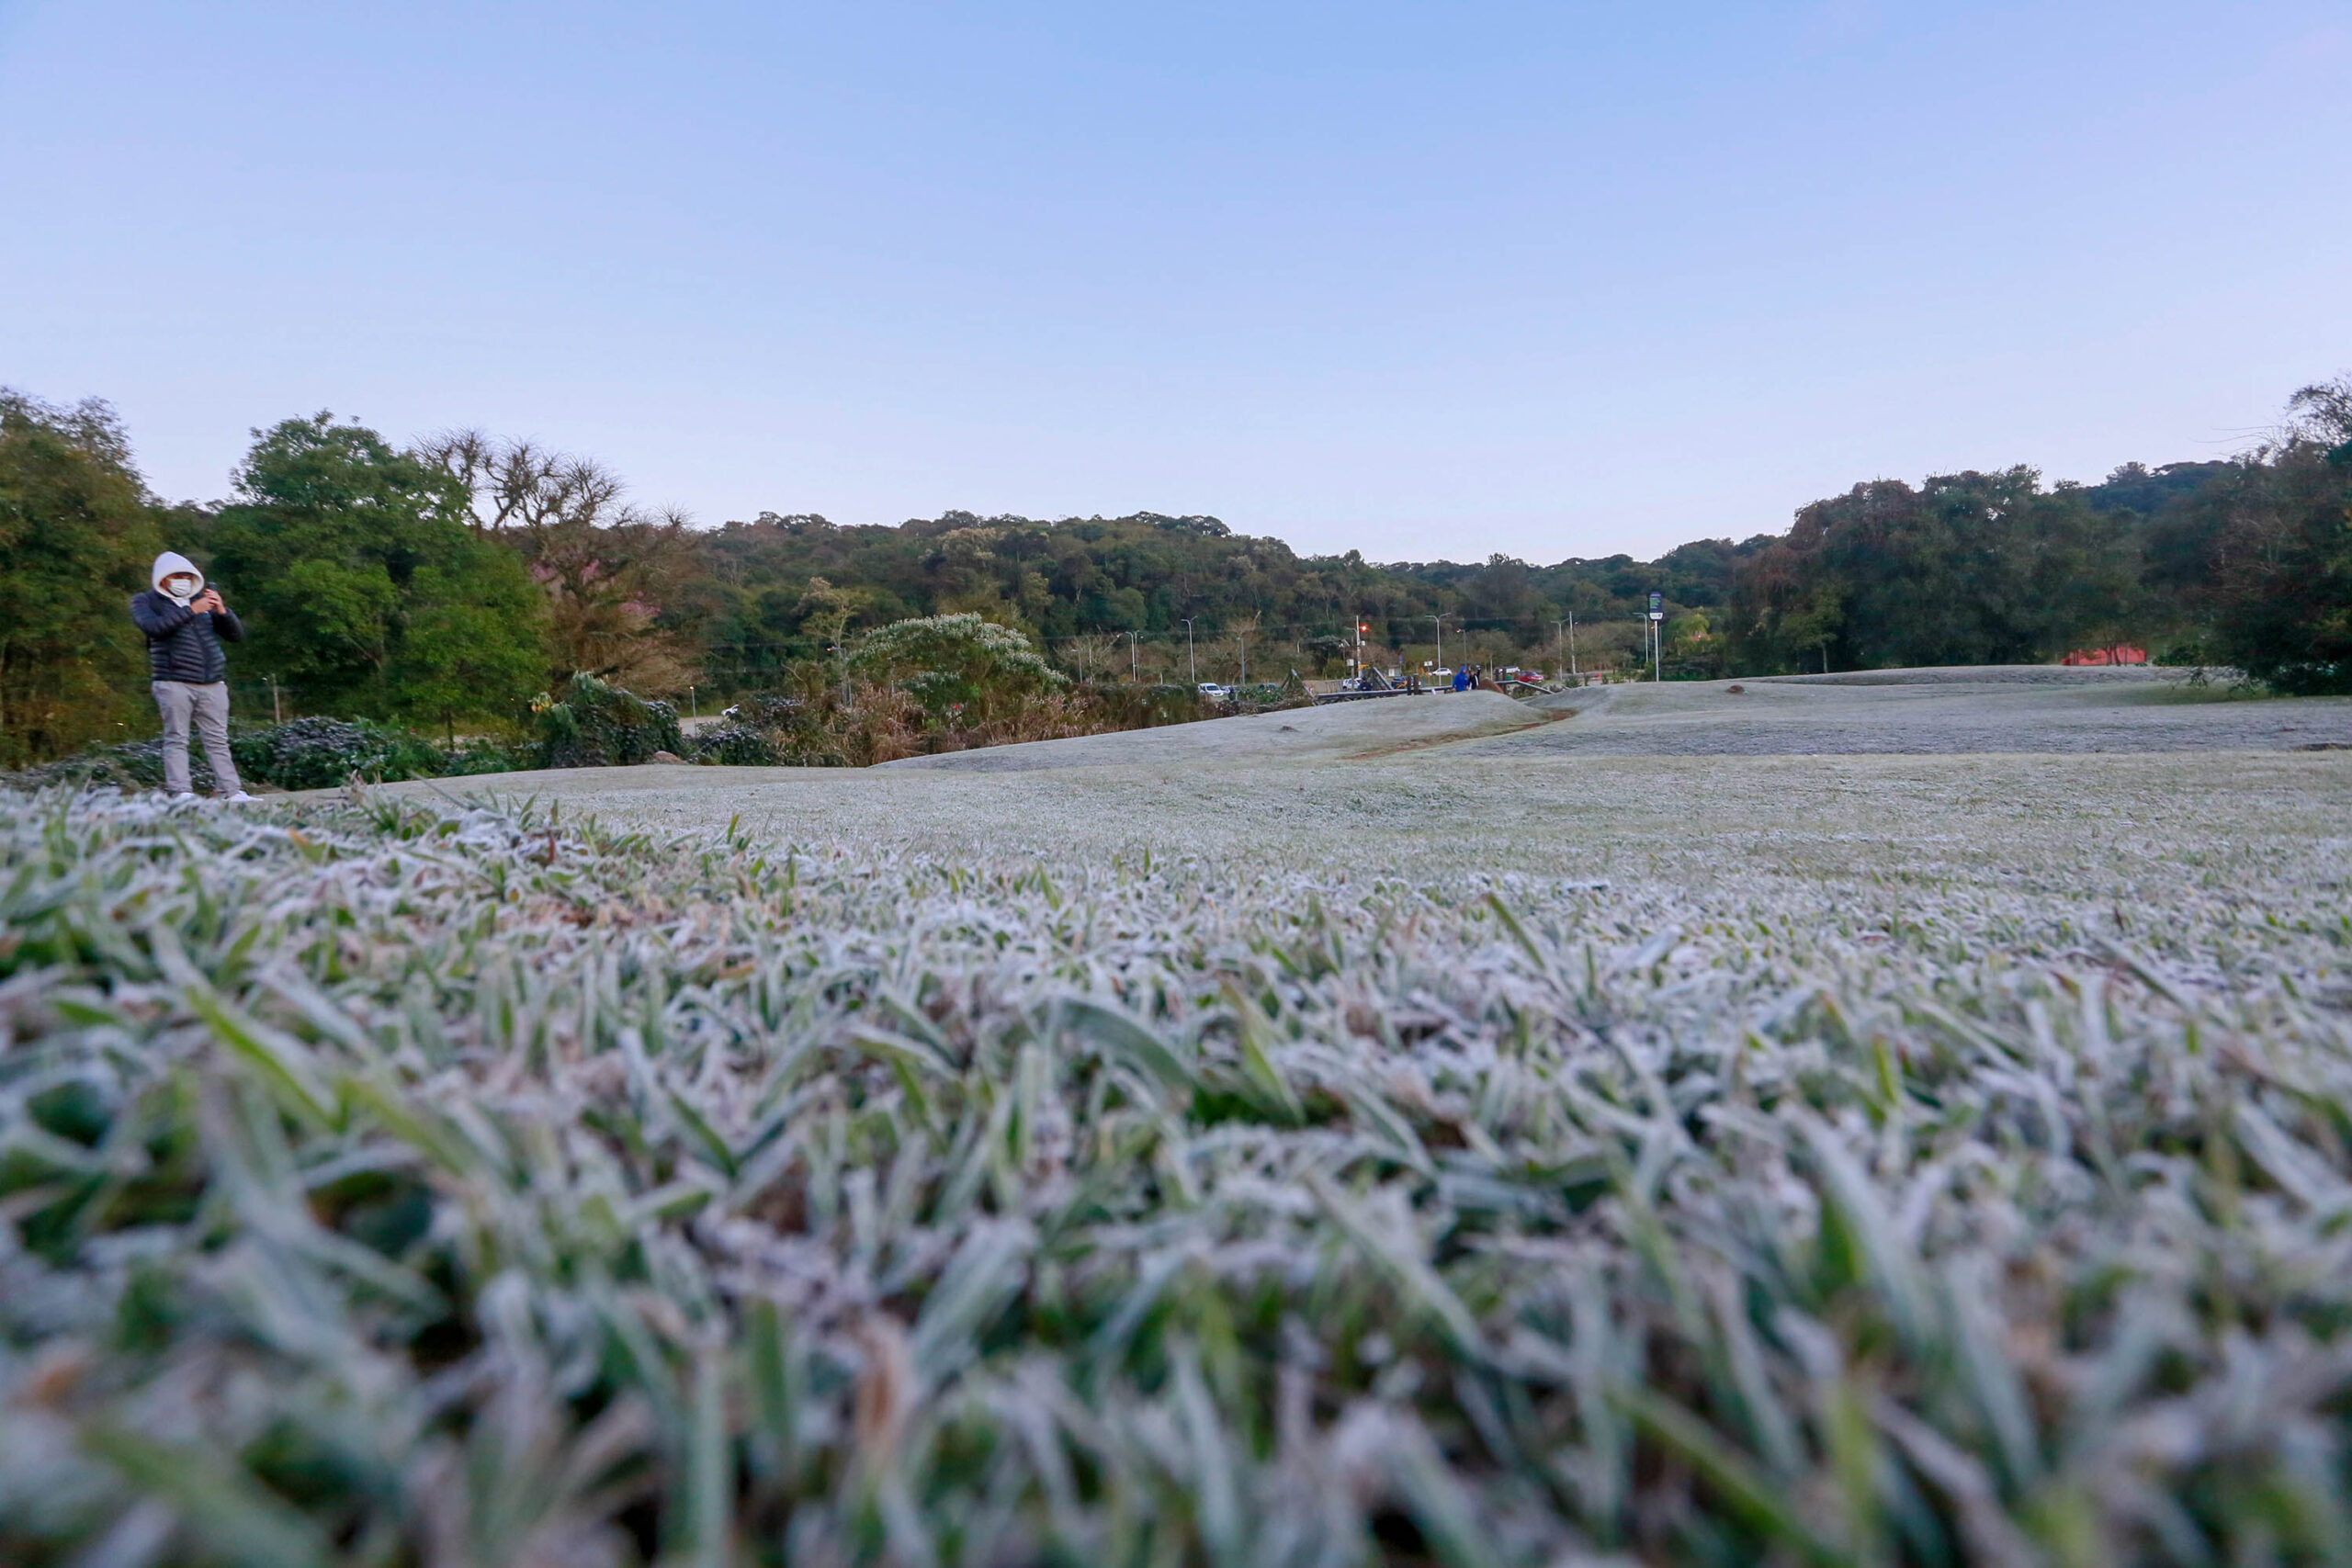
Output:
[11, 675, 684, 793]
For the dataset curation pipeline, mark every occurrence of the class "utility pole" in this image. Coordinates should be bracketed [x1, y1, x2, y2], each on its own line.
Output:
[1430, 614, 1451, 682]
[1182, 618, 1196, 686]
[269, 675, 281, 724]
[1128, 630, 1139, 682]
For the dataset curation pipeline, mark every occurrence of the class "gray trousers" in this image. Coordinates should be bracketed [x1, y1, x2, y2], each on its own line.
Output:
[153, 681, 241, 795]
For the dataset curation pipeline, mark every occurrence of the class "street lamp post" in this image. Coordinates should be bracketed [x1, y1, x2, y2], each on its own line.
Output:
[1128, 630, 1139, 682]
[1430, 614, 1452, 684]
[1182, 618, 1196, 686]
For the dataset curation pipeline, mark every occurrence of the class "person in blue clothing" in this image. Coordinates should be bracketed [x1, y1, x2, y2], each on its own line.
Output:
[1452, 664, 1471, 693]
[129, 551, 253, 801]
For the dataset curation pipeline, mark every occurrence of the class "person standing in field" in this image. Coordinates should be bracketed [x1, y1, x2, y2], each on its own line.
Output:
[129, 551, 254, 801]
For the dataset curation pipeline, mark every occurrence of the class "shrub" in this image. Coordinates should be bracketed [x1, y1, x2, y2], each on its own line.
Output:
[689, 694, 800, 767]
[229, 716, 448, 790]
[694, 678, 1217, 770]
[2154, 635, 2213, 668]
[693, 721, 783, 766]
[6, 739, 175, 792]
[719, 693, 802, 730]
[9, 715, 454, 792]
[1083, 682, 1208, 729]
[699, 684, 927, 768]
[442, 735, 538, 775]
[532, 672, 682, 768]
[849, 614, 1065, 728]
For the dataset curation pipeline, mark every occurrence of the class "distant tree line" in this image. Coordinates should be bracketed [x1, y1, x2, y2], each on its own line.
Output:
[2, 376, 2346, 764]
[667, 378, 2351, 692]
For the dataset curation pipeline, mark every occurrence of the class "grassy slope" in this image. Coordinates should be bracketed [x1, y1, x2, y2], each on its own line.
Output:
[2, 705, 2350, 1564]
[874, 690, 1546, 773]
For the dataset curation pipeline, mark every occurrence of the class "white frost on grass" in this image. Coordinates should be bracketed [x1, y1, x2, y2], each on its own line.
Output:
[1, 748, 2349, 1564]
[1501, 669, 2352, 757]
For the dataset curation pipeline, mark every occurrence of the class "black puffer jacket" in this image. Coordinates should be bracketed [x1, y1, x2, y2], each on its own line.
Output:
[130, 591, 243, 684]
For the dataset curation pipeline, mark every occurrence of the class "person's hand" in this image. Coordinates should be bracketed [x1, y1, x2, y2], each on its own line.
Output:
[196, 589, 223, 613]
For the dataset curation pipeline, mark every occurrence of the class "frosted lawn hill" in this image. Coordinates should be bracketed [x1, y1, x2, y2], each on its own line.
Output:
[414, 663, 2352, 847]
[3, 665, 2349, 1565]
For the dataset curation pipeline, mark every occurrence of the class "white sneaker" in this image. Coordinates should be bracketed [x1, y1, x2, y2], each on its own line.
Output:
[167, 792, 198, 802]
[221, 791, 256, 803]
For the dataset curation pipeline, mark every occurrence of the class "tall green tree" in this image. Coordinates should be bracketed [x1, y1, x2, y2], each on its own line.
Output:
[1726, 469, 2139, 671]
[209, 414, 543, 725]
[2200, 378, 2352, 692]
[0, 391, 163, 763]
[412, 429, 700, 694]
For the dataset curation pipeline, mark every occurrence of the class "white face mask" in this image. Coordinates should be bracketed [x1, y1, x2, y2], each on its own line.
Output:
[164, 577, 200, 603]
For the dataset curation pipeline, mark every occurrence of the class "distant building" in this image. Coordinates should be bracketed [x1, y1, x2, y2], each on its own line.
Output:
[2062, 645, 2148, 666]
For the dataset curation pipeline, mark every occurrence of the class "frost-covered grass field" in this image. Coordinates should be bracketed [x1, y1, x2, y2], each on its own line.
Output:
[4, 699, 2351, 1565]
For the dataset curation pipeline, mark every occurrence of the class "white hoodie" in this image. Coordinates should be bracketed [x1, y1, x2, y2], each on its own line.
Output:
[152, 551, 205, 606]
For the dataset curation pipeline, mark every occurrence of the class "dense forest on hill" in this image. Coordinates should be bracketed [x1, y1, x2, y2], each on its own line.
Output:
[674, 508, 1779, 689]
[2, 376, 2346, 763]
[673, 439, 2323, 687]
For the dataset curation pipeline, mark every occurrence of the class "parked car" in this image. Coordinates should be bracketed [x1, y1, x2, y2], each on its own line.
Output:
[1197, 682, 1232, 701]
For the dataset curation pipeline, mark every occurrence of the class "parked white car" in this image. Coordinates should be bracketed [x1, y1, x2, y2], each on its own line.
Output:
[1197, 682, 1232, 701]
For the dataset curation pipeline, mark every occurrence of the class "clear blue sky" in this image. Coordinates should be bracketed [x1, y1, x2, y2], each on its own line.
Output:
[3, 1, 2346, 561]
